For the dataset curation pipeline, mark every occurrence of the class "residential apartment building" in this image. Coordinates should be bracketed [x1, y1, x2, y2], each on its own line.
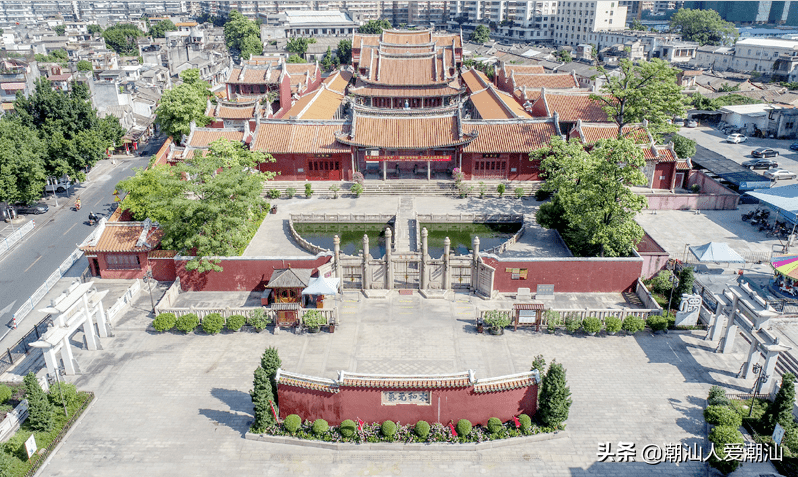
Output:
[730, 38, 798, 73]
[552, 0, 627, 46]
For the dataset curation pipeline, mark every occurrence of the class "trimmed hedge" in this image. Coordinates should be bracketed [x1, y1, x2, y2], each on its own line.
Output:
[518, 414, 532, 431]
[647, 315, 668, 332]
[226, 314, 246, 331]
[604, 316, 622, 334]
[581, 317, 602, 334]
[621, 316, 645, 333]
[414, 420, 430, 439]
[381, 420, 396, 439]
[175, 313, 199, 333]
[201, 313, 224, 334]
[487, 417, 502, 434]
[704, 405, 742, 428]
[284, 414, 302, 433]
[708, 425, 744, 474]
[339, 419, 356, 437]
[312, 419, 329, 436]
[153, 312, 177, 332]
[707, 386, 731, 407]
[456, 419, 472, 436]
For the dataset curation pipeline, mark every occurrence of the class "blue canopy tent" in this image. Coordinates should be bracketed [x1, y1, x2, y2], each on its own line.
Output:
[746, 184, 798, 226]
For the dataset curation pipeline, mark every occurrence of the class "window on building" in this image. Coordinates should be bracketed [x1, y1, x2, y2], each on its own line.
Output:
[106, 254, 140, 270]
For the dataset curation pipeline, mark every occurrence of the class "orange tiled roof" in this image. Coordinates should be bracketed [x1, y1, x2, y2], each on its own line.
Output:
[247, 55, 283, 65]
[350, 79, 461, 98]
[217, 103, 257, 120]
[514, 88, 542, 103]
[339, 371, 472, 389]
[227, 67, 278, 85]
[353, 34, 381, 48]
[470, 86, 531, 120]
[648, 146, 677, 162]
[461, 68, 491, 93]
[342, 114, 472, 149]
[513, 73, 578, 89]
[463, 120, 558, 153]
[323, 70, 352, 94]
[149, 249, 178, 258]
[277, 369, 339, 393]
[372, 55, 446, 85]
[285, 63, 317, 77]
[383, 30, 432, 45]
[175, 21, 197, 27]
[433, 33, 462, 49]
[473, 371, 538, 393]
[542, 93, 610, 122]
[284, 87, 344, 120]
[504, 64, 544, 76]
[187, 129, 245, 148]
[252, 122, 349, 153]
[80, 222, 164, 253]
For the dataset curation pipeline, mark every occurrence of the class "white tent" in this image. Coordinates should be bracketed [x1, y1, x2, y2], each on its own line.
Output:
[301, 277, 340, 295]
[689, 242, 745, 263]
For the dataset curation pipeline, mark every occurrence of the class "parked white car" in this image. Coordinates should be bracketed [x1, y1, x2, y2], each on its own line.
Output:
[726, 133, 747, 143]
[764, 169, 798, 181]
[686, 119, 698, 128]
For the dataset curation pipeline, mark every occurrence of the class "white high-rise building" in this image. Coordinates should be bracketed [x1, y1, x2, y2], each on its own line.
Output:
[552, 0, 626, 46]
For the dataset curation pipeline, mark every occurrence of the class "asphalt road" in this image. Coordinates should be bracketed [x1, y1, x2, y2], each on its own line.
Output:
[0, 135, 164, 328]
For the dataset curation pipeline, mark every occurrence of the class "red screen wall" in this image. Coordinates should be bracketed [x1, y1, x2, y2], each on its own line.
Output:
[484, 257, 642, 293]
[175, 256, 332, 291]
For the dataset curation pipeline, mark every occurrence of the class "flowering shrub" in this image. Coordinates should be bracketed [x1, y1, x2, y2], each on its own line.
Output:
[259, 418, 559, 444]
[452, 167, 464, 183]
[352, 171, 364, 185]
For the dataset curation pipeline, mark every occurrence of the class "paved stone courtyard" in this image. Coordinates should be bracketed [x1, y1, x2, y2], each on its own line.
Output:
[39, 290, 778, 477]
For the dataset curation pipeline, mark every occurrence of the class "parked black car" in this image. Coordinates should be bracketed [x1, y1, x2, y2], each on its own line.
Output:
[790, 143, 798, 151]
[751, 147, 779, 158]
[742, 158, 779, 169]
[13, 203, 48, 215]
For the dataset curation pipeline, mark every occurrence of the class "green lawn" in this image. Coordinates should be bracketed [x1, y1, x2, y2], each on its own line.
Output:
[2, 391, 93, 476]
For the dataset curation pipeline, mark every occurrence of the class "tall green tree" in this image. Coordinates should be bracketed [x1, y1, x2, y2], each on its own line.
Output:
[286, 37, 316, 57]
[0, 118, 47, 204]
[24, 373, 54, 432]
[669, 8, 739, 46]
[126, 139, 275, 272]
[149, 19, 177, 38]
[674, 266, 694, 309]
[765, 372, 796, 433]
[54, 25, 65, 36]
[260, 347, 282, 405]
[629, 18, 647, 31]
[286, 54, 306, 64]
[76, 59, 93, 71]
[102, 24, 145, 55]
[337, 38, 352, 65]
[672, 134, 696, 159]
[534, 137, 648, 257]
[470, 24, 491, 43]
[537, 361, 572, 428]
[155, 69, 212, 140]
[224, 10, 262, 59]
[320, 46, 335, 71]
[591, 58, 686, 138]
[250, 366, 277, 431]
[13, 79, 123, 180]
[87, 24, 102, 35]
[357, 19, 391, 34]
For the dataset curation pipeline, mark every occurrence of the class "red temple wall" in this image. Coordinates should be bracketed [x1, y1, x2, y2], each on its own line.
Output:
[484, 257, 642, 293]
[175, 256, 332, 291]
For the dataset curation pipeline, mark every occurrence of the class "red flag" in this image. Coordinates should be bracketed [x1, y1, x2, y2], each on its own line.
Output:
[356, 417, 364, 432]
[269, 400, 278, 421]
[513, 416, 520, 429]
[449, 422, 457, 437]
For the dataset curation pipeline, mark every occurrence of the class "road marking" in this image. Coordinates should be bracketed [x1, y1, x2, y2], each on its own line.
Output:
[24, 255, 43, 273]
[62, 223, 77, 236]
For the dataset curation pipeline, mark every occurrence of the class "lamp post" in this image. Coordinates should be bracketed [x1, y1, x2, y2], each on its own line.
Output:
[749, 363, 769, 417]
[667, 269, 678, 314]
[144, 268, 155, 315]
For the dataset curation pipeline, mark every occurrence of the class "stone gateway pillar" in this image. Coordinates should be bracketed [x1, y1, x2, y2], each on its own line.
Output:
[362, 234, 370, 291]
[471, 236, 480, 291]
[334, 235, 342, 293]
[420, 227, 428, 290]
[384, 227, 393, 290]
[443, 236, 451, 290]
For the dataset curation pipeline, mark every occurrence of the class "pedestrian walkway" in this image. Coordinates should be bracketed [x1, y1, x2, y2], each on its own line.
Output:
[394, 197, 414, 253]
[39, 293, 778, 476]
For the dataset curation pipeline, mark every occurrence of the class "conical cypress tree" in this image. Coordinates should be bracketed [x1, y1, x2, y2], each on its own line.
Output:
[765, 372, 795, 432]
[260, 346, 281, 405]
[250, 367, 277, 432]
[538, 361, 572, 428]
[24, 373, 54, 432]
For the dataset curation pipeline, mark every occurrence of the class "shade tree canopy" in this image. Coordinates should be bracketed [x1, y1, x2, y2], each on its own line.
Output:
[149, 19, 177, 38]
[358, 20, 391, 34]
[154, 68, 212, 140]
[669, 8, 739, 46]
[224, 10, 262, 60]
[102, 24, 146, 55]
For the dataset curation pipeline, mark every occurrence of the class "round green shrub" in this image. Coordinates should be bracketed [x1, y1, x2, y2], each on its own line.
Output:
[704, 405, 742, 428]
[226, 314, 246, 331]
[153, 312, 177, 332]
[487, 417, 503, 434]
[414, 420, 430, 439]
[564, 314, 581, 333]
[707, 395, 731, 407]
[312, 419, 329, 435]
[604, 316, 622, 334]
[581, 317, 602, 334]
[284, 414, 302, 433]
[381, 420, 396, 438]
[518, 414, 532, 431]
[708, 425, 744, 474]
[175, 313, 199, 333]
[0, 384, 11, 404]
[455, 419, 472, 436]
[201, 313, 224, 334]
[647, 315, 668, 332]
[339, 419, 356, 438]
[621, 316, 645, 334]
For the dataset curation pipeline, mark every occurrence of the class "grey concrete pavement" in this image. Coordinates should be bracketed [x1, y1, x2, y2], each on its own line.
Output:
[37, 291, 778, 476]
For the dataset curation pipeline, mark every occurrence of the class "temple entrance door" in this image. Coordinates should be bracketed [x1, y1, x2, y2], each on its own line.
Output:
[473, 159, 507, 179]
[394, 259, 420, 289]
[308, 159, 341, 180]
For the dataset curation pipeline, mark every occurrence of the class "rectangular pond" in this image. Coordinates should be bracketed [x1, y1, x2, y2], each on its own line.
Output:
[293, 222, 393, 258]
[419, 222, 522, 258]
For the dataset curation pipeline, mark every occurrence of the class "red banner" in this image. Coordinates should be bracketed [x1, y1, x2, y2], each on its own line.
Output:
[372, 155, 451, 162]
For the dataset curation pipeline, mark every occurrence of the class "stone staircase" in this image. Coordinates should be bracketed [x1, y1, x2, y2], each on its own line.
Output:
[262, 180, 542, 199]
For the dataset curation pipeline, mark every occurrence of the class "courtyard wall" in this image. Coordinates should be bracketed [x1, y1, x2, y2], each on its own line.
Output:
[175, 255, 333, 291]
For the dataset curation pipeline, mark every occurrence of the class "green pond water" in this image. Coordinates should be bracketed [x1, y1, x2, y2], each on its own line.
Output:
[293, 222, 393, 257]
[420, 222, 522, 258]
